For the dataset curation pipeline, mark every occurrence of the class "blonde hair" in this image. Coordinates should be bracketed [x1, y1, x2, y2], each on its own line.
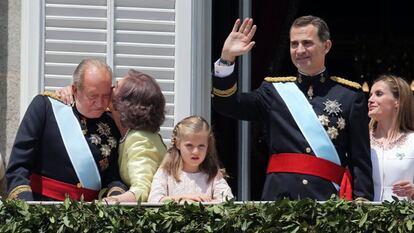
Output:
[160, 116, 223, 183]
[369, 74, 414, 134]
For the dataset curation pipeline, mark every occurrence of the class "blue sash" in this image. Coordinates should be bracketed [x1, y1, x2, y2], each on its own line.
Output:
[272, 82, 340, 165]
[49, 97, 101, 191]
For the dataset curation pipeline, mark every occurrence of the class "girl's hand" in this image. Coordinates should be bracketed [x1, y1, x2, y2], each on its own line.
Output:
[392, 180, 414, 198]
[172, 193, 212, 203]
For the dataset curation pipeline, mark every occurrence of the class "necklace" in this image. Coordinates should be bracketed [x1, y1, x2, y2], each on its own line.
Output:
[119, 128, 131, 143]
[370, 131, 407, 150]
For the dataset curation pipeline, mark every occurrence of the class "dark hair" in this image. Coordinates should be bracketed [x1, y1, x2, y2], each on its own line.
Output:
[73, 58, 112, 90]
[161, 115, 224, 183]
[112, 69, 165, 133]
[291, 15, 330, 42]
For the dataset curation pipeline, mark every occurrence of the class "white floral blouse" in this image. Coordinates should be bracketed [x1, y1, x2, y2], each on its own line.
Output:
[370, 131, 414, 201]
[148, 168, 234, 203]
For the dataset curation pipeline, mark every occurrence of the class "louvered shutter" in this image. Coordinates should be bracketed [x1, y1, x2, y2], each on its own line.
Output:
[44, 0, 108, 89]
[43, 0, 176, 142]
[113, 0, 175, 140]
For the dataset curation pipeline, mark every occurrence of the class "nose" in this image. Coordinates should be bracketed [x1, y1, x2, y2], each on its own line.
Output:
[96, 96, 109, 109]
[296, 43, 305, 54]
[368, 94, 374, 103]
[191, 147, 200, 154]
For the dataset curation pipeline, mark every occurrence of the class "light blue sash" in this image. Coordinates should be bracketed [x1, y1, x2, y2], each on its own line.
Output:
[272, 82, 340, 165]
[49, 97, 101, 191]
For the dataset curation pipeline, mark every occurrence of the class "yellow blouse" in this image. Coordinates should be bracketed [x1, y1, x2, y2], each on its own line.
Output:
[118, 130, 167, 201]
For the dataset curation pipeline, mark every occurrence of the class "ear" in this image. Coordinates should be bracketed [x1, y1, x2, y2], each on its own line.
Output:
[175, 139, 181, 151]
[395, 100, 400, 109]
[72, 84, 77, 95]
[324, 40, 332, 54]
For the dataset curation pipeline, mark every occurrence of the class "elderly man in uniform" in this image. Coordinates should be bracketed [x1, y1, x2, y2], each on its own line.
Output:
[6, 58, 126, 201]
[212, 15, 373, 201]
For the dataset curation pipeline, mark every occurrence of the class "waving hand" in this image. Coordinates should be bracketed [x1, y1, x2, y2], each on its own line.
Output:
[221, 18, 257, 62]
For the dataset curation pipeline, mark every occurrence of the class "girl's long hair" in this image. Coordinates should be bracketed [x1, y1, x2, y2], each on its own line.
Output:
[160, 115, 224, 183]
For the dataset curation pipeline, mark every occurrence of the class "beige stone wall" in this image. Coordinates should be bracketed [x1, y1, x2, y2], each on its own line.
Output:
[0, 0, 21, 196]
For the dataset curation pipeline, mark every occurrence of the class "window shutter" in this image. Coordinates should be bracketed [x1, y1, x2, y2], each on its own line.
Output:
[113, 0, 176, 141]
[44, 1, 108, 89]
[43, 0, 176, 142]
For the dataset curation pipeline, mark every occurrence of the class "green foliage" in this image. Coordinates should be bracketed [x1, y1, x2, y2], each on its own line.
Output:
[1, 197, 414, 232]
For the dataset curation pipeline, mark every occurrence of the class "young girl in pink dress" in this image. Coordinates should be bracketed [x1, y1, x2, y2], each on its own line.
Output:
[148, 116, 233, 203]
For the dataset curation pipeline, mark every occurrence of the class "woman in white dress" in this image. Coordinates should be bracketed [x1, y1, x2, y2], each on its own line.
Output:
[368, 74, 414, 201]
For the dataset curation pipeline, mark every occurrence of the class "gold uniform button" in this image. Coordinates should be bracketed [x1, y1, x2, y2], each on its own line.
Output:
[302, 179, 309, 185]
[305, 147, 312, 153]
[76, 183, 82, 188]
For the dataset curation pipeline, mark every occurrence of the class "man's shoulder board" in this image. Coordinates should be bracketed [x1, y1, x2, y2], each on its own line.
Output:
[41, 91, 64, 102]
[330, 76, 361, 90]
[264, 76, 296, 83]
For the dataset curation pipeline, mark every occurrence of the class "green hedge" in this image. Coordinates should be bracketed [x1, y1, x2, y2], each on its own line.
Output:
[1, 197, 414, 232]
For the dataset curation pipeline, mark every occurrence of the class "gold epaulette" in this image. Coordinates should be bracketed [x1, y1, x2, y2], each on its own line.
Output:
[330, 76, 361, 90]
[264, 76, 297, 83]
[212, 83, 238, 97]
[41, 91, 64, 102]
[8, 185, 32, 199]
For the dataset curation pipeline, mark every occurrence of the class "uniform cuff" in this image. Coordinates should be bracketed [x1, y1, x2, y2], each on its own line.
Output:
[214, 59, 235, 78]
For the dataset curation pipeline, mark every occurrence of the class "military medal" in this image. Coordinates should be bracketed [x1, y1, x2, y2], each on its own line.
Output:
[307, 85, 314, 99]
[90, 134, 101, 145]
[327, 127, 339, 140]
[108, 137, 117, 149]
[337, 117, 346, 130]
[323, 99, 342, 116]
[97, 122, 111, 137]
[318, 115, 330, 126]
[321, 99, 345, 140]
[100, 144, 111, 157]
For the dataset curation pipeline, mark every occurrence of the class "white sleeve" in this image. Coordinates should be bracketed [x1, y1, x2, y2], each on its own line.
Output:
[214, 59, 235, 78]
[212, 175, 234, 202]
[147, 168, 169, 203]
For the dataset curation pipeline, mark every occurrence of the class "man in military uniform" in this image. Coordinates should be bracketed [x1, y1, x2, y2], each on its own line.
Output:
[6, 59, 127, 201]
[212, 16, 373, 201]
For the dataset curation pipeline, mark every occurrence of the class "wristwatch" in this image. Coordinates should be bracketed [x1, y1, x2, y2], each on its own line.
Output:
[219, 58, 235, 66]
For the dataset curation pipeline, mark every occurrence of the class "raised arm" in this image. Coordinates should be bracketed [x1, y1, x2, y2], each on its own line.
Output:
[220, 18, 257, 62]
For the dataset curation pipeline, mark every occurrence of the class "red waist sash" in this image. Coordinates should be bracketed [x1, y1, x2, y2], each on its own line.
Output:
[267, 153, 352, 200]
[30, 173, 98, 201]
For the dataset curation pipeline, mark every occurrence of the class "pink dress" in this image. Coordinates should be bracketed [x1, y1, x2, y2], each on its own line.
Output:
[148, 168, 234, 203]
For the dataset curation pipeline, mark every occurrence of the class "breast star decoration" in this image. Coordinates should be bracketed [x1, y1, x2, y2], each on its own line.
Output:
[320, 99, 346, 140]
[97, 122, 112, 137]
[318, 115, 330, 126]
[94, 122, 116, 167]
[323, 99, 342, 116]
[90, 134, 102, 145]
[107, 137, 117, 149]
[337, 117, 346, 130]
[327, 127, 339, 140]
